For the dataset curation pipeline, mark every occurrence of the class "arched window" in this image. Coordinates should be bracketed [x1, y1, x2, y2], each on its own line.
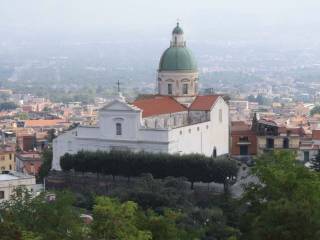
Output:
[283, 138, 289, 149]
[116, 123, 122, 135]
[219, 109, 223, 123]
[168, 84, 173, 95]
[183, 84, 188, 94]
[213, 147, 217, 158]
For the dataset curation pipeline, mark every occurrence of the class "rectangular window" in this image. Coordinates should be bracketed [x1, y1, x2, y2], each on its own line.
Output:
[183, 84, 188, 94]
[116, 123, 122, 135]
[266, 138, 274, 149]
[239, 136, 249, 142]
[168, 84, 172, 95]
[0, 191, 4, 199]
[283, 138, 289, 149]
[219, 109, 223, 123]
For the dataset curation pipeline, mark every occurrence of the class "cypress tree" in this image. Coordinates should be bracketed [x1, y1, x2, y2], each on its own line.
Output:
[310, 151, 320, 172]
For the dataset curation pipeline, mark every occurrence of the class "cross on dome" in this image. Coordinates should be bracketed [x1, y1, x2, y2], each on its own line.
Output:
[116, 80, 121, 93]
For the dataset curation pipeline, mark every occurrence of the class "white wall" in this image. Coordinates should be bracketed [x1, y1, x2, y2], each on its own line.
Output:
[209, 97, 230, 156]
[168, 121, 213, 156]
[52, 96, 230, 170]
[52, 125, 170, 170]
[168, 97, 229, 157]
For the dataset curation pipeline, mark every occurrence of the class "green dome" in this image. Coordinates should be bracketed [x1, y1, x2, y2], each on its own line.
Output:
[159, 47, 197, 71]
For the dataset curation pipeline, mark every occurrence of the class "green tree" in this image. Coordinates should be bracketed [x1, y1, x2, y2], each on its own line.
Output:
[42, 106, 52, 112]
[38, 147, 53, 181]
[47, 129, 56, 142]
[60, 151, 238, 188]
[255, 94, 270, 106]
[0, 102, 17, 111]
[240, 150, 320, 240]
[17, 112, 29, 120]
[91, 197, 152, 240]
[0, 221, 23, 240]
[21, 231, 43, 240]
[0, 187, 85, 240]
[60, 153, 74, 171]
[310, 150, 320, 172]
[139, 209, 186, 240]
[247, 95, 256, 102]
[310, 105, 320, 116]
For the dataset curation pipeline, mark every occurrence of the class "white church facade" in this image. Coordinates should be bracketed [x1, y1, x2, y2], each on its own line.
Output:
[52, 23, 229, 170]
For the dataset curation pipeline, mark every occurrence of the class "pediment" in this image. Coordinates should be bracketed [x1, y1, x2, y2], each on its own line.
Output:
[100, 99, 140, 112]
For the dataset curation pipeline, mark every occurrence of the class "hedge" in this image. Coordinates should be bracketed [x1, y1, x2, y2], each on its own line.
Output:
[60, 150, 238, 189]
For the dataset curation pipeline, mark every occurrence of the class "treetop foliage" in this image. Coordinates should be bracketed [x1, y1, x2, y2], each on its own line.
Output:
[0, 101, 17, 111]
[310, 105, 320, 116]
[240, 150, 320, 240]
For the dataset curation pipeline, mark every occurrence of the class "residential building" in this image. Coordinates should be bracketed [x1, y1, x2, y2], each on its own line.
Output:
[252, 116, 303, 155]
[0, 146, 15, 171]
[230, 121, 257, 157]
[0, 172, 42, 202]
[16, 152, 42, 176]
[298, 130, 320, 162]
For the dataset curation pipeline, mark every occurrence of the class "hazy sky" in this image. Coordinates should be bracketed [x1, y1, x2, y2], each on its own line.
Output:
[1, 0, 320, 43]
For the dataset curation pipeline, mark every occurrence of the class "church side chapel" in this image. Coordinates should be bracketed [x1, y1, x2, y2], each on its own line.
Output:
[52, 23, 229, 170]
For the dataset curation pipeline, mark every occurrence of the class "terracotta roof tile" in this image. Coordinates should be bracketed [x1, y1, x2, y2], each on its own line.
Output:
[189, 95, 220, 111]
[24, 119, 66, 127]
[132, 96, 187, 118]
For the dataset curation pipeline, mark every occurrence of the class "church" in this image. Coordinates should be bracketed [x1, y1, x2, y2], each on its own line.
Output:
[52, 23, 229, 170]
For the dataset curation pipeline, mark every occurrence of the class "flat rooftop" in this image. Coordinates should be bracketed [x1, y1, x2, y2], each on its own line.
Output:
[0, 172, 34, 181]
[0, 174, 18, 181]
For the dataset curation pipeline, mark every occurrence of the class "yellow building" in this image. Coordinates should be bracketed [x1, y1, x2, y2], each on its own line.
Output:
[0, 147, 15, 171]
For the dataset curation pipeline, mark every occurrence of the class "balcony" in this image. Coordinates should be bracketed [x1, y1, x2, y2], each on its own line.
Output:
[237, 141, 251, 145]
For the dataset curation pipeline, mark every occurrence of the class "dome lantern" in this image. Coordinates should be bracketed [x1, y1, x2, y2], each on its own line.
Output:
[171, 22, 185, 47]
[172, 22, 184, 35]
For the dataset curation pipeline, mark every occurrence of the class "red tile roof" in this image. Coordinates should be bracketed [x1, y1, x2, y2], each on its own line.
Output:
[189, 95, 220, 111]
[132, 96, 187, 118]
[24, 119, 66, 127]
[259, 118, 278, 127]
